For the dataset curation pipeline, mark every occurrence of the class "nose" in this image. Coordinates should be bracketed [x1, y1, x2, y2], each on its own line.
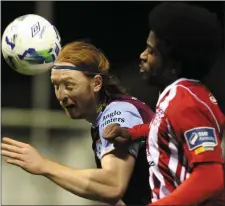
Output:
[56, 86, 68, 105]
[140, 49, 147, 61]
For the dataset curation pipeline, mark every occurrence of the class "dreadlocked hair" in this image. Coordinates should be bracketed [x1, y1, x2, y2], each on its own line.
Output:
[148, 2, 223, 79]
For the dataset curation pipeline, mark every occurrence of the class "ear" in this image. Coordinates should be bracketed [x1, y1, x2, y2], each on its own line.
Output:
[93, 75, 103, 92]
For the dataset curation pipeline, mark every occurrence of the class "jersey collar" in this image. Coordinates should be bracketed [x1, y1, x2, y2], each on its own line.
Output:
[156, 78, 200, 107]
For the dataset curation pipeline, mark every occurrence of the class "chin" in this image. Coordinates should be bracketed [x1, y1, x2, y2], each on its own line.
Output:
[140, 72, 152, 84]
[65, 110, 83, 119]
[70, 114, 83, 120]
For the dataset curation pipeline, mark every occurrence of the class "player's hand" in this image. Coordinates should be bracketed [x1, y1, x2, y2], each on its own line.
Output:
[102, 123, 131, 144]
[1, 137, 47, 175]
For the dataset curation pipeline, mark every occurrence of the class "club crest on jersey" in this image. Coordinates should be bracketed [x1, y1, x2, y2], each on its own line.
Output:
[184, 127, 217, 151]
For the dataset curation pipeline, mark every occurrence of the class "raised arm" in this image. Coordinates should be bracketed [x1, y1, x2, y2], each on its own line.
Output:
[1, 137, 134, 205]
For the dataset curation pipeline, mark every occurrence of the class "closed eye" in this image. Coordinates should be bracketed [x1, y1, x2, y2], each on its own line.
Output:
[65, 83, 75, 90]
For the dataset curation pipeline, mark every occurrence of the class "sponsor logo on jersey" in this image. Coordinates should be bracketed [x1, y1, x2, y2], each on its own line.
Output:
[102, 110, 122, 121]
[184, 127, 217, 152]
[101, 110, 125, 128]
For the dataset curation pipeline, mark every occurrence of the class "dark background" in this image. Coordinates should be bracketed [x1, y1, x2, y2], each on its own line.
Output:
[2, 1, 225, 112]
[1, 3, 224, 205]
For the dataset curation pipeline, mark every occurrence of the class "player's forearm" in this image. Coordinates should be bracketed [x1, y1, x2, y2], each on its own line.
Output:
[128, 123, 150, 140]
[42, 159, 123, 204]
[150, 163, 224, 205]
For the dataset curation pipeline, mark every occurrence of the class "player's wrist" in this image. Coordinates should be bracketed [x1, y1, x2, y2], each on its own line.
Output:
[127, 128, 136, 141]
[41, 158, 55, 176]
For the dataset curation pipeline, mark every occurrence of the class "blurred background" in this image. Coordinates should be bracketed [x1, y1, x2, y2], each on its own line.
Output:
[1, 1, 225, 205]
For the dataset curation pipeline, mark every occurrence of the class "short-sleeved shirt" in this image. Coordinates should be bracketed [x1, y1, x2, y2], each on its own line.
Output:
[146, 78, 225, 204]
[91, 95, 154, 205]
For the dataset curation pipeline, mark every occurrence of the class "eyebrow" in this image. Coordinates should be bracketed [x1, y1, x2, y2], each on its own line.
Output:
[62, 77, 74, 81]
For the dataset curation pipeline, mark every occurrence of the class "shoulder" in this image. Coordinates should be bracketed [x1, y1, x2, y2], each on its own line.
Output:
[104, 101, 141, 114]
[101, 101, 142, 124]
[99, 101, 144, 133]
[97, 101, 144, 159]
[159, 80, 211, 113]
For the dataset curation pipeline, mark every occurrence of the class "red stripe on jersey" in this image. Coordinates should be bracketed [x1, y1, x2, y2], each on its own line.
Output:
[147, 78, 224, 203]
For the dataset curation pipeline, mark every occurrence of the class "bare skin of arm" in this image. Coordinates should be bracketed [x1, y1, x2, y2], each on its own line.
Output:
[1, 137, 135, 205]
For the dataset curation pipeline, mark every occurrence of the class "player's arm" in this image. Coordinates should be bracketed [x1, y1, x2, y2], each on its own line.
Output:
[43, 102, 145, 204]
[149, 163, 224, 205]
[103, 123, 150, 143]
[2, 136, 132, 205]
[150, 86, 225, 205]
[42, 150, 134, 205]
[1, 102, 143, 205]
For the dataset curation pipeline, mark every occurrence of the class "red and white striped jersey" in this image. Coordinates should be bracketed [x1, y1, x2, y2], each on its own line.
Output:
[146, 78, 225, 202]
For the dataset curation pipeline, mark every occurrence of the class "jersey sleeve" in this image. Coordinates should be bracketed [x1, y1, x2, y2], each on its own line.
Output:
[98, 101, 144, 159]
[128, 123, 150, 140]
[167, 86, 224, 168]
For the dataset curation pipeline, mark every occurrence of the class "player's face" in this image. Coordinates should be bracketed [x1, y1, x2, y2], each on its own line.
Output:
[51, 67, 97, 120]
[139, 31, 166, 87]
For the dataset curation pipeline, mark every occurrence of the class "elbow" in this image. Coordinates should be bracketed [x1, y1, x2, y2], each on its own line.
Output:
[102, 186, 125, 205]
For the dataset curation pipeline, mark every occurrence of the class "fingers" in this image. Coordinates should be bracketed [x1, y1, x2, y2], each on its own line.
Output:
[6, 158, 24, 167]
[1, 138, 26, 161]
[2, 137, 27, 148]
[1, 150, 23, 160]
[102, 123, 121, 138]
[1, 143, 23, 154]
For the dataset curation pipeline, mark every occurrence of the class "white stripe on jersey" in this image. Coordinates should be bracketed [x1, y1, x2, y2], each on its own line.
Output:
[156, 78, 199, 107]
[167, 118, 190, 185]
[168, 141, 179, 185]
[149, 168, 158, 202]
[148, 86, 178, 200]
[180, 166, 186, 182]
[148, 79, 217, 202]
[166, 118, 179, 186]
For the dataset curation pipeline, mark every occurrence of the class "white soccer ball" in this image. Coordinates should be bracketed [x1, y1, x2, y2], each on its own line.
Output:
[1, 14, 61, 75]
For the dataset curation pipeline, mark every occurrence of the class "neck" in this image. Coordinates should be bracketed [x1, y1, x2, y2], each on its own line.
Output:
[160, 76, 179, 92]
[85, 113, 98, 125]
[85, 97, 103, 125]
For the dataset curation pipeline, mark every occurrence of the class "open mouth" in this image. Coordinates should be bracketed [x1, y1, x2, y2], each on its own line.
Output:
[139, 64, 145, 73]
[64, 104, 76, 109]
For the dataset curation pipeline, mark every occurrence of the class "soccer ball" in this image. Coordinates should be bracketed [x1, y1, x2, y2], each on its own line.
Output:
[1, 14, 61, 75]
